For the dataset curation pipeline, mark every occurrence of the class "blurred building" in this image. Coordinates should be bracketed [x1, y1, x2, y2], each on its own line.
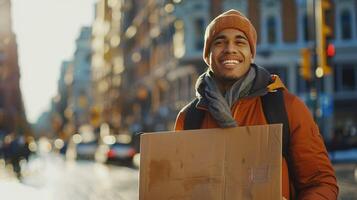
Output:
[91, 0, 126, 134]
[118, 0, 182, 132]
[71, 27, 93, 128]
[33, 111, 53, 137]
[48, 27, 93, 140]
[0, 0, 30, 137]
[56, 61, 71, 136]
[47, 61, 72, 140]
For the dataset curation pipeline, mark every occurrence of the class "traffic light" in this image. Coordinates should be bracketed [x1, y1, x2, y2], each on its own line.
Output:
[315, 0, 333, 78]
[326, 42, 335, 71]
[326, 43, 335, 57]
[300, 48, 312, 80]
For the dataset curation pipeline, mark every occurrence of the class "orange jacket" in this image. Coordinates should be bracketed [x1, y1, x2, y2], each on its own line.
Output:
[174, 76, 338, 200]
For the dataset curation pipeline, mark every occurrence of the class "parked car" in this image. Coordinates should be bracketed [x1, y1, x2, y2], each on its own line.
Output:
[73, 125, 98, 160]
[75, 139, 98, 160]
[105, 134, 136, 166]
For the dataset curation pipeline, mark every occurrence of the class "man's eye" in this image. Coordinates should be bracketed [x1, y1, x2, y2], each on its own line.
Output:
[236, 41, 246, 45]
[214, 40, 223, 46]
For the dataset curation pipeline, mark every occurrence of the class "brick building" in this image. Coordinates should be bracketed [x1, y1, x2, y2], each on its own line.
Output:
[0, 0, 29, 137]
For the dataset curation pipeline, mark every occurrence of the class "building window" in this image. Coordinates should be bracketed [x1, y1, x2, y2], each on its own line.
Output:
[193, 3, 204, 10]
[223, 0, 246, 14]
[86, 54, 91, 65]
[341, 10, 352, 40]
[341, 66, 356, 90]
[194, 18, 205, 50]
[267, 17, 277, 44]
[303, 13, 312, 42]
[335, 64, 357, 92]
[264, 0, 278, 7]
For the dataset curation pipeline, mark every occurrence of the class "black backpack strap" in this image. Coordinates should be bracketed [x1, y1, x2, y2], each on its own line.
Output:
[261, 89, 290, 159]
[261, 89, 296, 198]
[183, 98, 205, 130]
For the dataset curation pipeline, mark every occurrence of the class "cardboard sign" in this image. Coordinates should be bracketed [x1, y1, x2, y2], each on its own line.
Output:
[139, 124, 282, 200]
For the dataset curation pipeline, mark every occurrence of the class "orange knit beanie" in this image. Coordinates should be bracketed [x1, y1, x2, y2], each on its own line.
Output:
[203, 9, 257, 65]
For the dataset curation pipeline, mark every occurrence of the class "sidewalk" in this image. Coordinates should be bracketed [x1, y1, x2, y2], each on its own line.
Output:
[0, 180, 47, 200]
[0, 159, 17, 181]
[0, 158, 46, 200]
[333, 163, 357, 199]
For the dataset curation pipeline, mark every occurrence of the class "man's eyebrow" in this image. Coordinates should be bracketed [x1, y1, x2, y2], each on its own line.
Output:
[235, 35, 248, 40]
[213, 35, 226, 41]
[213, 34, 248, 41]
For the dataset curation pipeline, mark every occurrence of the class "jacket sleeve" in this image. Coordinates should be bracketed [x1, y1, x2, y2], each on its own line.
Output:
[174, 110, 186, 131]
[285, 92, 338, 200]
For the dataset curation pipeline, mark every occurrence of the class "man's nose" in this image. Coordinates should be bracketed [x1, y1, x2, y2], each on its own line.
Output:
[224, 42, 237, 54]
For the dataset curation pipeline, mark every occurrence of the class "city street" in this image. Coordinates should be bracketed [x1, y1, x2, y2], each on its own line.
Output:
[1, 0, 357, 199]
[1, 153, 357, 199]
[0, 154, 139, 200]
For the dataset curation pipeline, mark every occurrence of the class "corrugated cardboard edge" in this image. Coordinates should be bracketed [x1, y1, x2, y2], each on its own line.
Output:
[139, 133, 150, 200]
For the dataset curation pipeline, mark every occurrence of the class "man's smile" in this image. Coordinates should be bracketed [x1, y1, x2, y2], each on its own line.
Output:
[221, 59, 241, 65]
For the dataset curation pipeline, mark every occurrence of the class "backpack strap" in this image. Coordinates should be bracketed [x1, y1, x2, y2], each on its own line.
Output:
[183, 98, 205, 130]
[261, 89, 296, 198]
[261, 89, 290, 160]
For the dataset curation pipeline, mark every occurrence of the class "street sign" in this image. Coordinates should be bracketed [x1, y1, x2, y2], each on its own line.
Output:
[299, 92, 333, 118]
[319, 93, 333, 117]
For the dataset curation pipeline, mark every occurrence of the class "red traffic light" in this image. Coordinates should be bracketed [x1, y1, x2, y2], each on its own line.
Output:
[327, 43, 335, 57]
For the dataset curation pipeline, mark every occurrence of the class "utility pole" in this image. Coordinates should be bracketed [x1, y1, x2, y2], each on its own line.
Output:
[315, 0, 332, 78]
[304, 0, 319, 121]
[305, 0, 334, 142]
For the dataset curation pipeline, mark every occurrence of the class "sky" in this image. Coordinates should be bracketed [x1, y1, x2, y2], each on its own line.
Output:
[12, 0, 97, 123]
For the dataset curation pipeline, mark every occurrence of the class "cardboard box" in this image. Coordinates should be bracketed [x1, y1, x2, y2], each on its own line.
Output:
[139, 124, 282, 200]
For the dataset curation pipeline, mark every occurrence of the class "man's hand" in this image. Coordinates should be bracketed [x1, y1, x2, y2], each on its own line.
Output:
[283, 197, 287, 200]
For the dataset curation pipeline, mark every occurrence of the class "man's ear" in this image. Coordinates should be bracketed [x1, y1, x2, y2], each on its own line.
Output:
[207, 52, 212, 65]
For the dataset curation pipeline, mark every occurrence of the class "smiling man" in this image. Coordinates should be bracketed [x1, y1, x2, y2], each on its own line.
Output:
[174, 9, 338, 200]
[209, 28, 253, 91]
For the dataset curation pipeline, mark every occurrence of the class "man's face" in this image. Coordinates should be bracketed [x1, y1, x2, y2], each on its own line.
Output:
[209, 28, 253, 83]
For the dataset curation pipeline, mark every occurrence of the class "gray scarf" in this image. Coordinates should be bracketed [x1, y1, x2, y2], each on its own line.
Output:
[195, 64, 271, 128]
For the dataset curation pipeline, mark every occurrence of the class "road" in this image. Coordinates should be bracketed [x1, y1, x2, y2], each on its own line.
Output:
[0, 153, 139, 200]
[0, 153, 356, 200]
[334, 163, 357, 200]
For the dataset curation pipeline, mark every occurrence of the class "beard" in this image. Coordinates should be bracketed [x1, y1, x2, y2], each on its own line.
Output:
[220, 74, 241, 82]
[212, 72, 241, 88]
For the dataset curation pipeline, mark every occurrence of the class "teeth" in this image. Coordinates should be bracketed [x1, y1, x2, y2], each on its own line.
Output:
[222, 60, 240, 65]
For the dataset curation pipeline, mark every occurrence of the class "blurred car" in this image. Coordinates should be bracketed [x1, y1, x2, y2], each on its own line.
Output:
[73, 125, 98, 160]
[76, 140, 98, 160]
[105, 134, 136, 166]
[106, 142, 136, 164]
